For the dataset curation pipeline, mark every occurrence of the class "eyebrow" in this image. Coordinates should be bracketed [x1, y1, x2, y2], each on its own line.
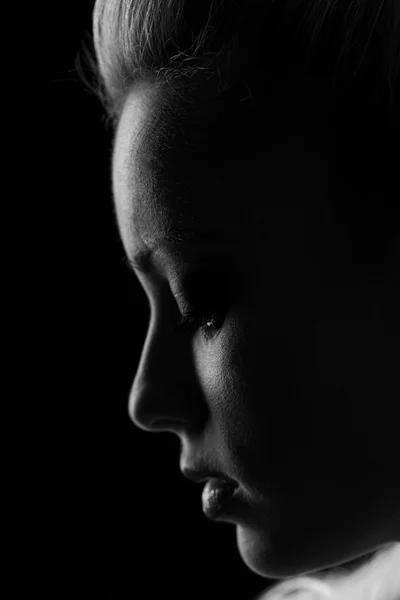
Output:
[125, 226, 224, 274]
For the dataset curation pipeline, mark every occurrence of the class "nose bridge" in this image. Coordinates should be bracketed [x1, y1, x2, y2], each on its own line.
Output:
[128, 322, 161, 426]
[128, 322, 202, 432]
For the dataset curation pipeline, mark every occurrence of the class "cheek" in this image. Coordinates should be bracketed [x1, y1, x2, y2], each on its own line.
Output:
[216, 304, 360, 486]
[213, 320, 297, 486]
[193, 321, 250, 430]
[192, 319, 269, 472]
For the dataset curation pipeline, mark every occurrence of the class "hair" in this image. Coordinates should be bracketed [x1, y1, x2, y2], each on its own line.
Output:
[78, 0, 400, 281]
[78, 1, 400, 597]
[84, 0, 400, 127]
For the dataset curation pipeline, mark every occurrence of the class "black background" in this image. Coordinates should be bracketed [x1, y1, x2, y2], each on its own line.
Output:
[29, 2, 273, 598]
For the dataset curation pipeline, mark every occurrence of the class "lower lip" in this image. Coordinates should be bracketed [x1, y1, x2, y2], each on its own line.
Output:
[202, 478, 239, 520]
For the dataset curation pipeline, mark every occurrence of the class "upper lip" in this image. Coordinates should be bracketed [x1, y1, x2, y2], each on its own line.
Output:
[181, 466, 237, 486]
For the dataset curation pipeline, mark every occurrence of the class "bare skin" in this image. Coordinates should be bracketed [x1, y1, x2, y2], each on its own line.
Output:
[112, 82, 400, 578]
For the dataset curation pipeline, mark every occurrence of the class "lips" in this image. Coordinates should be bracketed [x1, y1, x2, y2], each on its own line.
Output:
[181, 464, 246, 523]
[181, 466, 238, 489]
[201, 477, 239, 519]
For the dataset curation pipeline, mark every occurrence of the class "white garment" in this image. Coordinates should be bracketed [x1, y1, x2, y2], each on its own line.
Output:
[258, 543, 400, 600]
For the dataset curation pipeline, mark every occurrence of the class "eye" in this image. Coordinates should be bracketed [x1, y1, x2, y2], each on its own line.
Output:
[173, 307, 225, 341]
[169, 267, 228, 341]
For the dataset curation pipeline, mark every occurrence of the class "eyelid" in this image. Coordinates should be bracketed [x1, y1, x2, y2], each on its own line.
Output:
[170, 286, 193, 318]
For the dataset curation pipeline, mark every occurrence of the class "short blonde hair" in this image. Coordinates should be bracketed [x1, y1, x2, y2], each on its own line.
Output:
[80, 0, 400, 284]
[86, 0, 399, 129]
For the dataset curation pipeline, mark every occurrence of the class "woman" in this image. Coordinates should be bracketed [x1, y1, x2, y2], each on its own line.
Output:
[83, 0, 400, 597]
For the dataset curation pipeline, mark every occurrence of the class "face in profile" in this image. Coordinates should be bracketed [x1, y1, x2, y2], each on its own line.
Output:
[112, 81, 400, 579]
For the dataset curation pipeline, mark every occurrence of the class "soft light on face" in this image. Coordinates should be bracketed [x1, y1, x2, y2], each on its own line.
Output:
[112, 81, 400, 579]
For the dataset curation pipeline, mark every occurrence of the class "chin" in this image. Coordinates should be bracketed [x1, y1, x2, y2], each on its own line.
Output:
[235, 523, 306, 579]
[235, 524, 370, 580]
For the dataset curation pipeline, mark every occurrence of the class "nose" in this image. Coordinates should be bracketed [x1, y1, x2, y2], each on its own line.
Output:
[128, 324, 205, 433]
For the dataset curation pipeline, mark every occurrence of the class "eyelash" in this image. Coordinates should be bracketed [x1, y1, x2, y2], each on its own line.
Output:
[174, 308, 223, 341]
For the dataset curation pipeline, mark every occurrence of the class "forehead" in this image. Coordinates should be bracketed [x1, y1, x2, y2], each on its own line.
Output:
[112, 81, 333, 267]
[111, 84, 256, 251]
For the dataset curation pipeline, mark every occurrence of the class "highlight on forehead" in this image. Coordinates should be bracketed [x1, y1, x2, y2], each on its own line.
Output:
[112, 88, 176, 208]
[114, 73, 274, 206]
[113, 74, 299, 256]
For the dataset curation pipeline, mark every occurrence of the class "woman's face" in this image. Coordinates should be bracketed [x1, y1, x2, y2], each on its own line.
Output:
[112, 82, 400, 578]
